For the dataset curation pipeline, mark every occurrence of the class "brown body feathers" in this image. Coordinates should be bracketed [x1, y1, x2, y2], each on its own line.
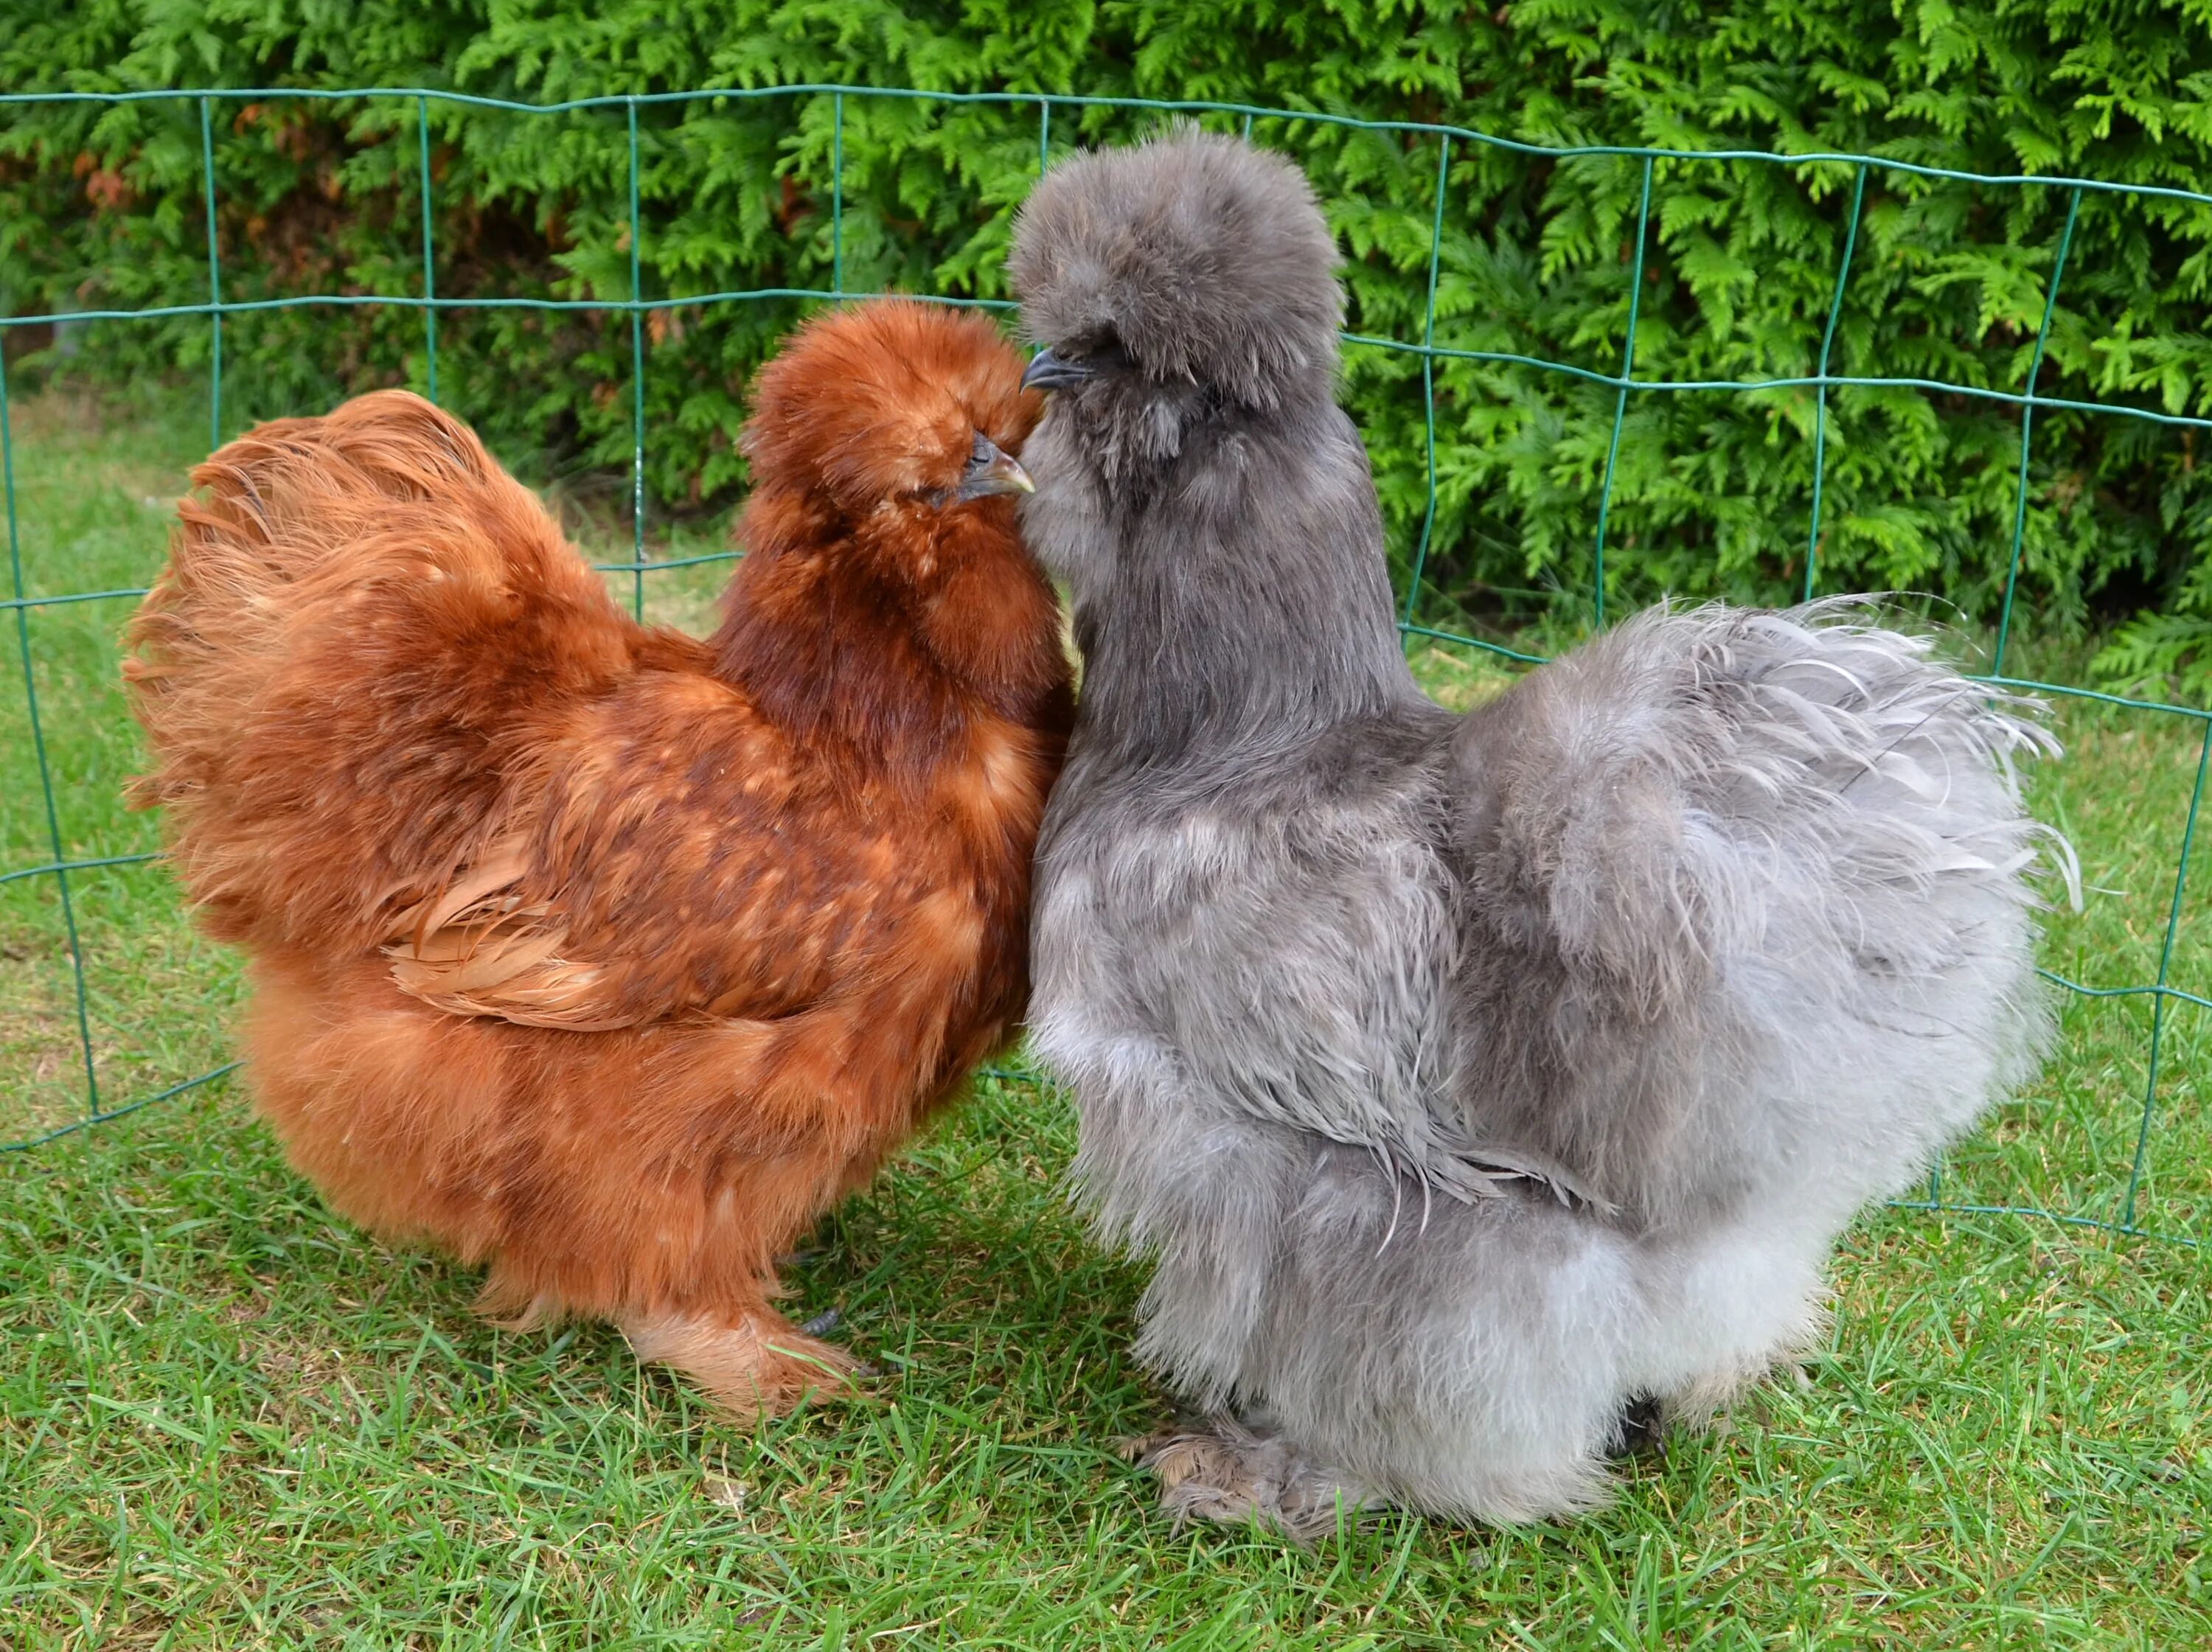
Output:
[124, 301, 1071, 1411]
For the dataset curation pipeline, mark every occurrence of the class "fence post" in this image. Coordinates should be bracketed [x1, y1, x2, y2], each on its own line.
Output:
[1590, 155, 1655, 631]
[626, 96, 647, 620]
[1993, 187, 2084, 678]
[1400, 135, 1453, 631]
[418, 95, 439, 405]
[831, 91, 845, 297]
[198, 97, 222, 452]
[2121, 721, 2209, 1231]
[0, 352, 100, 1115]
[1803, 162, 1868, 602]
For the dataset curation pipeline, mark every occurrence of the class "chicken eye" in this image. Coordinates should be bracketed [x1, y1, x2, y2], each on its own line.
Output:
[1071, 336, 1133, 372]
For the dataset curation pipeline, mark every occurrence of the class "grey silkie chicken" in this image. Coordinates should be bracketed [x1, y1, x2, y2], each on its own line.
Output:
[1008, 130, 2070, 1536]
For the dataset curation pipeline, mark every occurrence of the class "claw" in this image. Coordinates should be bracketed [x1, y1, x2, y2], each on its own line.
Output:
[1606, 1392, 1667, 1462]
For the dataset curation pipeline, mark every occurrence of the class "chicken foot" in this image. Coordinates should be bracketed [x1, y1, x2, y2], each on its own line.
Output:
[621, 1306, 861, 1417]
[1123, 1415, 1380, 1544]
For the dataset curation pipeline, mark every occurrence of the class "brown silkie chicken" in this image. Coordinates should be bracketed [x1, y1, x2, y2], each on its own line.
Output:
[123, 300, 1072, 1413]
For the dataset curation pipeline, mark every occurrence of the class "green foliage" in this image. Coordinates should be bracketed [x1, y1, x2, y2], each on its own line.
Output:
[5, 0, 2212, 672]
[2093, 461, 2212, 694]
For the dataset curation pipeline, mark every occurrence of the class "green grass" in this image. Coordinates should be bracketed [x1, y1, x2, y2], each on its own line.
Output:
[1, 379, 2206, 1649]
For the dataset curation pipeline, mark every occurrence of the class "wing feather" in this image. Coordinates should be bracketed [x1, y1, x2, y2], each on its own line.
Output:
[378, 677, 923, 1034]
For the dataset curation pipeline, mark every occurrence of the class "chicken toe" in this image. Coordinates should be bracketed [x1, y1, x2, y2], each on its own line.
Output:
[622, 1308, 862, 1417]
[1604, 1393, 1667, 1462]
[1124, 1417, 1376, 1544]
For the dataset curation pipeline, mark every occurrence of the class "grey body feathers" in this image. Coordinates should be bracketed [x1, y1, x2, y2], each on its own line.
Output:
[1012, 130, 2063, 1526]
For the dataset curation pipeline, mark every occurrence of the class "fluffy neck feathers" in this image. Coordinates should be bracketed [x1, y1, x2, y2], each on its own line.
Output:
[709, 488, 1068, 764]
[1058, 397, 1418, 765]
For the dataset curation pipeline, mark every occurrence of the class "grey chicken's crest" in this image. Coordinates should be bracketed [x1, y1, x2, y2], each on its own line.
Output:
[1010, 127, 1341, 408]
[1012, 129, 2068, 1538]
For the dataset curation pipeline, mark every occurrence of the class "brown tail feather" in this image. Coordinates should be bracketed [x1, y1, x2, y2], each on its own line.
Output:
[122, 391, 641, 949]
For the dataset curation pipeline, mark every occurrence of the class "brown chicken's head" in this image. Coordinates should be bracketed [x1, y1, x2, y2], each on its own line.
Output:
[739, 300, 1042, 519]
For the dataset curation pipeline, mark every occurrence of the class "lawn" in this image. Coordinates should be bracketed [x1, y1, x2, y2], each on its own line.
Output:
[1, 378, 2206, 1649]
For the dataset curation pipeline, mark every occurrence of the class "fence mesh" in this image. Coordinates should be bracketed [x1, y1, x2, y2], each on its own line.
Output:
[0, 86, 2203, 1247]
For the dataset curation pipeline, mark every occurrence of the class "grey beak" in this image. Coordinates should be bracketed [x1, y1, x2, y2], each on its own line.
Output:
[1020, 346, 1094, 394]
[954, 435, 1036, 500]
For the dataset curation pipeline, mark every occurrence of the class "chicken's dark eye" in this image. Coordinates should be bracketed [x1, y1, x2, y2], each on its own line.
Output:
[1067, 336, 1133, 372]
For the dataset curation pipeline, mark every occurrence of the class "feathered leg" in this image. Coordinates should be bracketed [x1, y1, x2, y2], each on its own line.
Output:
[619, 1305, 861, 1415]
[1124, 1415, 1380, 1544]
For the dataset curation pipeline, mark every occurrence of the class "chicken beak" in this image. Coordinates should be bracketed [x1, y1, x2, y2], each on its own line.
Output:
[956, 437, 1036, 500]
[1020, 346, 1094, 394]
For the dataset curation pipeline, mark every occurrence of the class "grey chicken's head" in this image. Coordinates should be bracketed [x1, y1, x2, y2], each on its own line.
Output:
[1009, 128, 1343, 475]
[1007, 129, 1407, 737]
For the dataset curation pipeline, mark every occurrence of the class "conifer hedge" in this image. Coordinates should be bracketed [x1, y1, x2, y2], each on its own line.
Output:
[4, 1, 2211, 686]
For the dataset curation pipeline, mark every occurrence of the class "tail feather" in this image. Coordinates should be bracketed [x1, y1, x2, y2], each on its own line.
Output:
[1455, 598, 2069, 1219]
[128, 391, 523, 726]
[123, 391, 639, 949]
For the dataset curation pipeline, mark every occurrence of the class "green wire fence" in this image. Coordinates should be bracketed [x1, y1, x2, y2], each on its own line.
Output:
[0, 86, 2204, 1250]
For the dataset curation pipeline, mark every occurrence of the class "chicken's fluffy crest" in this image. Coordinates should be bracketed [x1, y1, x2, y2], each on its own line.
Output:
[743, 299, 1042, 509]
[1009, 128, 1342, 408]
